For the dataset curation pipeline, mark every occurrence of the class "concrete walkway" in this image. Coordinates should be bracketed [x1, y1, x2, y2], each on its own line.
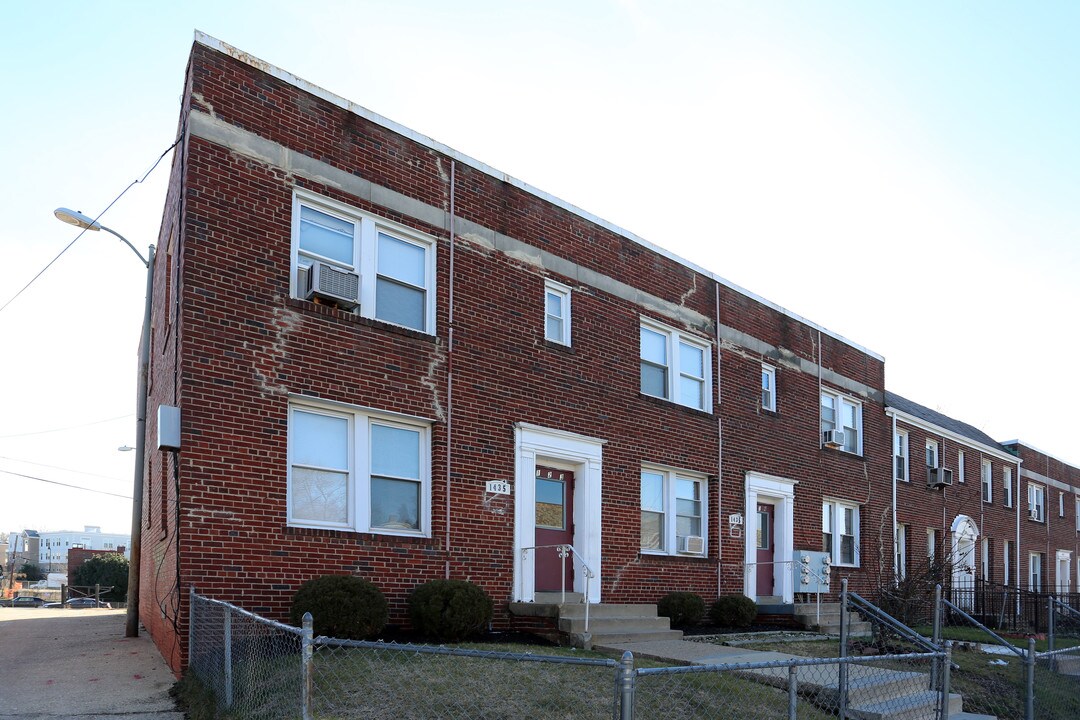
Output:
[0, 608, 183, 720]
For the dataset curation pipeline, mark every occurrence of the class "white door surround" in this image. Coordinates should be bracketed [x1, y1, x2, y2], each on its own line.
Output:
[513, 423, 604, 603]
[744, 472, 796, 603]
[950, 515, 979, 608]
[1057, 550, 1072, 594]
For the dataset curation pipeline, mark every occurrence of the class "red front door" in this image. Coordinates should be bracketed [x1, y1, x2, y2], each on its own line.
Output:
[535, 466, 574, 592]
[756, 502, 775, 596]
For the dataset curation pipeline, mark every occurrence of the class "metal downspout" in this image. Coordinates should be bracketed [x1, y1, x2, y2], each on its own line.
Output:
[445, 161, 456, 579]
[891, 412, 898, 584]
[715, 282, 723, 599]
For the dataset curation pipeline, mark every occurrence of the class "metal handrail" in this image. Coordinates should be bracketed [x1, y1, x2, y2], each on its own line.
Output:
[520, 544, 596, 634]
[941, 597, 1026, 660]
[1052, 595, 1080, 623]
[848, 590, 941, 655]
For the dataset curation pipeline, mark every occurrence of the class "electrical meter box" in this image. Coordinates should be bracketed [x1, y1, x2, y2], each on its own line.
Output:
[796, 550, 831, 593]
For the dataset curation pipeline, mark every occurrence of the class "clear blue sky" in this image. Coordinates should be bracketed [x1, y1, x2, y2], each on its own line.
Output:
[1, 1, 1078, 535]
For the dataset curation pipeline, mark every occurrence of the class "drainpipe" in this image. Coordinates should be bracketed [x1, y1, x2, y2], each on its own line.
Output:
[714, 282, 723, 600]
[890, 412, 897, 584]
[444, 161, 456, 580]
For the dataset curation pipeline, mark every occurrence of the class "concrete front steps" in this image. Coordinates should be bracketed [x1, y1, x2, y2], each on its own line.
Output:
[508, 592, 681, 648]
[790, 600, 873, 636]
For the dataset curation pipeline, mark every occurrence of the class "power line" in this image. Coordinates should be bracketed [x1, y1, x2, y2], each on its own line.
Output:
[0, 455, 126, 483]
[0, 414, 132, 439]
[0, 135, 181, 316]
[0, 469, 132, 500]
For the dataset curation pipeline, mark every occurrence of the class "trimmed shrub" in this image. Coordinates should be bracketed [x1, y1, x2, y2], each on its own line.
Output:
[289, 575, 388, 639]
[409, 579, 493, 642]
[709, 594, 757, 628]
[657, 592, 705, 628]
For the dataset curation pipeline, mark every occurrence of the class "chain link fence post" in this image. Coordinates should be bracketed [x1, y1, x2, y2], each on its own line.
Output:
[787, 664, 797, 720]
[302, 611, 314, 720]
[931, 584, 942, 691]
[1025, 637, 1035, 720]
[618, 651, 635, 720]
[938, 641, 952, 720]
[223, 604, 233, 709]
[838, 577, 849, 720]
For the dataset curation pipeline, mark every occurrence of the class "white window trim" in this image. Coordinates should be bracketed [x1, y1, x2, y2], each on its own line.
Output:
[925, 439, 939, 470]
[980, 538, 990, 581]
[1030, 552, 1043, 592]
[291, 189, 438, 334]
[640, 465, 708, 557]
[981, 459, 993, 504]
[287, 399, 432, 537]
[761, 364, 777, 412]
[820, 390, 863, 455]
[957, 450, 965, 483]
[1075, 497, 1080, 532]
[639, 317, 713, 412]
[1028, 483, 1046, 523]
[1060, 491, 1066, 518]
[895, 524, 907, 580]
[1003, 467, 1013, 508]
[927, 528, 937, 561]
[894, 430, 909, 483]
[822, 499, 860, 567]
[543, 279, 572, 346]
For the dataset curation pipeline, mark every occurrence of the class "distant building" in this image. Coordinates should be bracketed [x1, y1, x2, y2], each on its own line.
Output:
[67, 546, 127, 583]
[38, 526, 130, 573]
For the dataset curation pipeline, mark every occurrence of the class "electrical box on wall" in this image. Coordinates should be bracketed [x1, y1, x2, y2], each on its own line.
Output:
[158, 405, 181, 451]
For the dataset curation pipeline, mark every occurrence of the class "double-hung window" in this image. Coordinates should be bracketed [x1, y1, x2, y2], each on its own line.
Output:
[640, 467, 707, 556]
[761, 364, 776, 412]
[1060, 492, 1066, 518]
[292, 191, 436, 333]
[1030, 552, 1043, 592]
[288, 401, 431, 536]
[981, 459, 993, 504]
[1028, 483, 1045, 522]
[820, 391, 861, 454]
[925, 440, 939, 470]
[544, 280, 572, 345]
[822, 500, 859, 566]
[893, 430, 909, 482]
[639, 320, 711, 412]
[1003, 468, 1013, 508]
[957, 450, 965, 483]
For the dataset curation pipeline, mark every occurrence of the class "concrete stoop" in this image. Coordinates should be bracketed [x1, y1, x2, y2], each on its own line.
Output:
[794, 601, 873, 636]
[509, 597, 681, 648]
[734, 662, 976, 720]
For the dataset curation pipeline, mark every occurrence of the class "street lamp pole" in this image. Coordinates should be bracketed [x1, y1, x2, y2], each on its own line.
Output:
[54, 208, 154, 638]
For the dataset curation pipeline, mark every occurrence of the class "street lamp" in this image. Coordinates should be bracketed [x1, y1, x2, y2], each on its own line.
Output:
[54, 207, 154, 639]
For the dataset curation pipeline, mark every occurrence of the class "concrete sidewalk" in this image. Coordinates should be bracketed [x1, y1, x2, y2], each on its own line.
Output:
[0, 608, 183, 720]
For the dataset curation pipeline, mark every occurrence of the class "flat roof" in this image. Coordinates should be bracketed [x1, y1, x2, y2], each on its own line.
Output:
[192, 31, 885, 363]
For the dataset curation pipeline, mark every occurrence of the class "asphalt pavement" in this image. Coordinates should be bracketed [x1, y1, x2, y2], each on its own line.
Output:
[0, 607, 183, 720]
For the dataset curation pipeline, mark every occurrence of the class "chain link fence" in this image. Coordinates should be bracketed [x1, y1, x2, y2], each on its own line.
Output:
[188, 589, 949, 719]
[855, 578, 1080, 720]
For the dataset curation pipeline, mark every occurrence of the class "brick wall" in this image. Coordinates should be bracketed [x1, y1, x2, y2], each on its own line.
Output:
[139, 38, 1078, 675]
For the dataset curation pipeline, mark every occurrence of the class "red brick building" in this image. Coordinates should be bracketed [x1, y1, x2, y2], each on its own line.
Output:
[139, 34, 1079, 673]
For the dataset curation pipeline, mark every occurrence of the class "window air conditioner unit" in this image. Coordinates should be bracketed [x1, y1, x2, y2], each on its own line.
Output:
[305, 262, 360, 310]
[1030, 508, 1041, 521]
[678, 535, 704, 554]
[927, 467, 953, 488]
[823, 429, 845, 448]
[894, 456, 906, 481]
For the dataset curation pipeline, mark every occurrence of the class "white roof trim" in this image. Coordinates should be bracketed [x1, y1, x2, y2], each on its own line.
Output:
[1001, 439, 1080, 472]
[886, 407, 1020, 465]
[191, 30, 884, 362]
